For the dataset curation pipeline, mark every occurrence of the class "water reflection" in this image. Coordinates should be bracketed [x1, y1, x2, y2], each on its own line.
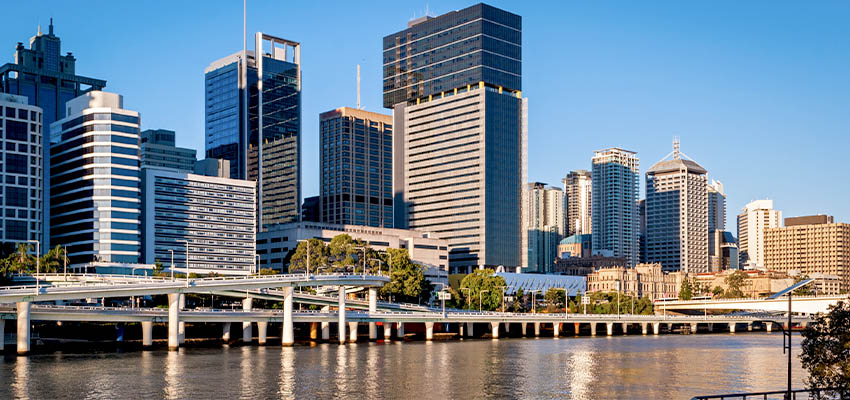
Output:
[567, 343, 596, 399]
[163, 350, 182, 399]
[279, 347, 295, 397]
[13, 355, 29, 400]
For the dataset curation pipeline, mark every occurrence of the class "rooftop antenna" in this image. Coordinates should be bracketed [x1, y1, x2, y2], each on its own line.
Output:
[49, 18, 53, 35]
[356, 64, 361, 109]
[672, 136, 681, 159]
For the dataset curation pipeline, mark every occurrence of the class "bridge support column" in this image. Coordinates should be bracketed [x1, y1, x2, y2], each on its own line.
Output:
[368, 288, 377, 341]
[425, 322, 435, 341]
[0, 319, 4, 351]
[606, 322, 613, 336]
[522, 322, 528, 337]
[766, 323, 773, 333]
[178, 294, 186, 344]
[574, 322, 580, 336]
[466, 322, 473, 337]
[142, 321, 153, 348]
[282, 287, 294, 346]
[690, 323, 698, 334]
[338, 289, 346, 344]
[348, 322, 358, 343]
[622, 322, 628, 335]
[534, 322, 541, 337]
[383, 323, 392, 341]
[667, 323, 673, 332]
[321, 306, 330, 341]
[652, 323, 660, 335]
[708, 323, 714, 333]
[167, 294, 180, 351]
[590, 323, 597, 337]
[257, 321, 268, 345]
[396, 322, 404, 340]
[242, 297, 253, 344]
[16, 301, 31, 355]
[222, 322, 231, 342]
[491, 322, 500, 339]
[729, 323, 736, 333]
[641, 323, 648, 335]
[310, 322, 319, 340]
[747, 322, 753, 332]
[553, 322, 560, 337]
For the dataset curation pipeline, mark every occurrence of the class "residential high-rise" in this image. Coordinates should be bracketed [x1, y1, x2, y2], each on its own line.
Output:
[764, 216, 849, 292]
[385, 4, 526, 273]
[591, 148, 639, 267]
[737, 199, 782, 268]
[142, 164, 256, 275]
[521, 182, 564, 273]
[708, 180, 726, 232]
[49, 91, 140, 264]
[1, 20, 107, 248]
[319, 107, 393, 227]
[205, 33, 301, 229]
[140, 129, 197, 171]
[0, 94, 43, 252]
[563, 170, 592, 236]
[638, 199, 647, 264]
[645, 141, 708, 273]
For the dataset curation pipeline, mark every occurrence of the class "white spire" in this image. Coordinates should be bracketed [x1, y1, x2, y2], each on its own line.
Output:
[672, 136, 681, 160]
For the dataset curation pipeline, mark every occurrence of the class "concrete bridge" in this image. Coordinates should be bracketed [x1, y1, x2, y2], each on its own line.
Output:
[655, 294, 848, 314]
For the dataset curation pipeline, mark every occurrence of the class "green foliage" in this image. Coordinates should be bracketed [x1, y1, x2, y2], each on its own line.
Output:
[259, 268, 277, 275]
[722, 270, 748, 298]
[457, 269, 506, 311]
[289, 238, 329, 273]
[580, 291, 654, 315]
[544, 288, 566, 311]
[679, 277, 694, 300]
[793, 274, 816, 296]
[329, 234, 357, 270]
[378, 248, 431, 303]
[712, 286, 725, 298]
[510, 288, 526, 312]
[800, 300, 850, 399]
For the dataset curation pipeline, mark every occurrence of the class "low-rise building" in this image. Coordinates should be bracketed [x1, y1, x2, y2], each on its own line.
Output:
[258, 221, 448, 284]
[552, 254, 625, 276]
[586, 263, 682, 300]
[691, 269, 793, 298]
[558, 234, 592, 259]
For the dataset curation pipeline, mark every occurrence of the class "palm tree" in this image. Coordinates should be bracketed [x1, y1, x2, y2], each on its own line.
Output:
[12, 243, 34, 273]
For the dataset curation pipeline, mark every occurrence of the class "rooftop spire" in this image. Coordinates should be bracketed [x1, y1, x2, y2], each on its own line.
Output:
[37, 24, 42, 37]
[49, 18, 54, 35]
[672, 136, 681, 159]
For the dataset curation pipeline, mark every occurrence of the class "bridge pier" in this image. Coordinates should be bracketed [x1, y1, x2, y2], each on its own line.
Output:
[606, 322, 613, 336]
[641, 323, 648, 335]
[17, 301, 31, 355]
[590, 323, 597, 337]
[321, 306, 330, 341]
[282, 287, 294, 346]
[141, 321, 153, 348]
[222, 322, 231, 342]
[383, 323, 392, 341]
[690, 323, 698, 334]
[491, 322, 500, 339]
[552, 322, 560, 337]
[368, 288, 378, 341]
[425, 322, 434, 340]
[242, 297, 253, 344]
[348, 322, 358, 343]
[622, 322, 628, 335]
[766, 323, 773, 333]
[574, 322, 580, 336]
[257, 321, 268, 345]
[708, 323, 714, 333]
[178, 294, 186, 344]
[310, 322, 319, 340]
[667, 323, 673, 332]
[522, 322, 528, 336]
[729, 323, 736, 333]
[652, 322, 660, 335]
[396, 322, 404, 339]
[168, 293, 180, 351]
[338, 288, 346, 344]
[747, 322, 753, 332]
[466, 322, 473, 337]
[0, 319, 4, 351]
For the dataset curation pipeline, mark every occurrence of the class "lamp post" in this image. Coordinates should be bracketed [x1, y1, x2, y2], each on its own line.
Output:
[434, 282, 448, 318]
[479, 289, 489, 312]
[169, 249, 175, 281]
[496, 285, 512, 313]
[179, 240, 190, 287]
[255, 254, 260, 275]
[528, 289, 539, 314]
[62, 245, 68, 280]
[460, 288, 471, 310]
[27, 240, 40, 292]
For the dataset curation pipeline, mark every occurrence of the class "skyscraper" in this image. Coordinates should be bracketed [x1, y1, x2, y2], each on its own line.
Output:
[319, 107, 393, 227]
[205, 33, 301, 229]
[140, 129, 197, 171]
[49, 91, 141, 264]
[591, 148, 639, 267]
[708, 180, 726, 233]
[1, 20, 107, 248]
[563, 170, 592, 236]
[384, 4, 526, 273]
[764, 215, 849, 292]
[645, 141, 708, 273]
[737, 199, 782, 269]
[0, 94, 43, 252]
[521, 182, 564, 273]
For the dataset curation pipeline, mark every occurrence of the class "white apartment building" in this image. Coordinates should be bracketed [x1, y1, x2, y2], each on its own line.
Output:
[563, 169, 592, 236]
[737, 199, 782, 269]
[521, 182, 564, 273]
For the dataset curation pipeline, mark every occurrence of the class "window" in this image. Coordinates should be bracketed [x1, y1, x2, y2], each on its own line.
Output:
[5, 220, 27, 240]
[5, 154, 27, 174]
[5, 187, 27, 207]
[6, 120, 27, 141]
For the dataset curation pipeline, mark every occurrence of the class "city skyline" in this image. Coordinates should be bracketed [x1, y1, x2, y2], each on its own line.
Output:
[1, 1, 849, 229]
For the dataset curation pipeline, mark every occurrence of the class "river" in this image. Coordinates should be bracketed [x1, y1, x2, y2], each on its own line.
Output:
[0, 333, 805, 399]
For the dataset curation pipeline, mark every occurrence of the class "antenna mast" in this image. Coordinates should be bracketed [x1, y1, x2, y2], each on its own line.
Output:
[357, 64, 361, 109]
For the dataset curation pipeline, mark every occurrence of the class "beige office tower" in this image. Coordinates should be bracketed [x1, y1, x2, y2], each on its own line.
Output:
[521, 183, 565, 273]
[645, 141, 709, 273]
[563, 170, 592, 236]
[764, 215, 849, 292]
[737, 199, 782, 269]
[592, 148, 640, 267]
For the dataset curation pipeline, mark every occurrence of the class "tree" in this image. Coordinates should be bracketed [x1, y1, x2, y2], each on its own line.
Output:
[793, 274, 816, 296]
[544, 288, 566, 311]
[378, 248, 431, 303]
[510, 288, 526, 312]
[712, 286, 725, 298]
[800, 300, 850, 399]
[679, 277, 694, 300]
[723, 270, 748, 298]
[289, 238, 328, 273]
[39, 245, 65, 273]
[328, 234, 357, 270]
[458, 269, 505, 311]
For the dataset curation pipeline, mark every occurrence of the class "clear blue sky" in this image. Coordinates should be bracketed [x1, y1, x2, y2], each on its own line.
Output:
[5, 1, 850, 229]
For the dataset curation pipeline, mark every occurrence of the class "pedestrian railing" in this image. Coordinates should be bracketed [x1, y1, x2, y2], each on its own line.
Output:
[691, 388, 848, 400]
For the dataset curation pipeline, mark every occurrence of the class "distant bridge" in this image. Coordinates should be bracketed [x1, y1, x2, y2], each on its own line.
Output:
[655, 295, 848, 314]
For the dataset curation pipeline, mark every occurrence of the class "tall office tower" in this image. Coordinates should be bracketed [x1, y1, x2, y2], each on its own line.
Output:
[707, 180, 726, 232]
[0, 94, 43, 252]
[1, 20, 107, 248]
[737, 199, 782, 269]
[638, 199, 646, 264]
[591, 148, 639, 267]
[140, 129, 197, 171]
[319, 107, 393, 227]
[563, 170, 592, 236]
[645, 141, 708, 273]
[49, 91, 141, 264]
[765, 216, 849, 292]
[205, 33, 301, 229]
[384, 4, 526, 273]
[521, 183, 564, 273]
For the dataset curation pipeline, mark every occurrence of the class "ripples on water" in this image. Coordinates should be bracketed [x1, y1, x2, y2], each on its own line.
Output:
[0, 334, 805, 399]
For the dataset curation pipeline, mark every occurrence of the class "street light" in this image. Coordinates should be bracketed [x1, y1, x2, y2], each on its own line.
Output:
[179, 240, 190, 287]
[254, 254, 261, 275]
[296, 239, 310, 277]
[479, 289, 489, 312]
[496, 285, 512, 313]
[434, 282, 448, 317]
[27, 240, 40, 292]
[528, 289, 540, 314]
[62, 245, 68, 280]
[765, 278, 815, 399]
[168, 249, 175, 281]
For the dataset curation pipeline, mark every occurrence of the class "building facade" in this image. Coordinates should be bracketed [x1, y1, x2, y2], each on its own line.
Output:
[205, 34, 301, 229]
[710, 230, 739, 271]
[586, 263, 682, 301]
[708, 180, 726, 232]
[385, 4, 526, 273]
[558, 234, 592, 259]
[552, 254, 625, 276]
[591, 148, 639, 267]
[49, 91, 140, 264]
[737, 199, 781, 269]
[645, 142, 708, 273]
[142, 166, 256, 275]
[319, 107, 393, 227]
[0, 94, 43, 251]
[140, 129, 197, 171]
[764, 216, 849, 292]
[521, 182, 564, 273]
[563, 169, 592, 237]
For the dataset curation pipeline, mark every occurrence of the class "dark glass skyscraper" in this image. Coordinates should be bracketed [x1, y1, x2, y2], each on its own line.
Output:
[205, 33, 301, 229]
[385, 4, 526, 273]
